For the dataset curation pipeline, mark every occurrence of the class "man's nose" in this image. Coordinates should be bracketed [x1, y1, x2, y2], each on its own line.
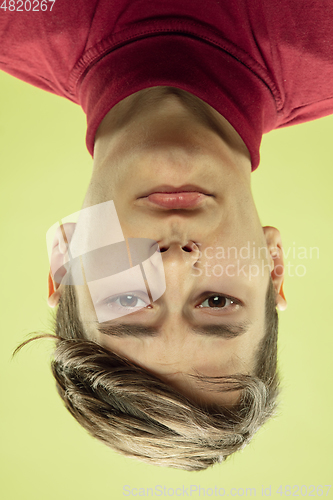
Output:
[157, 240, 201, 265]
[149, 241, 201, 315]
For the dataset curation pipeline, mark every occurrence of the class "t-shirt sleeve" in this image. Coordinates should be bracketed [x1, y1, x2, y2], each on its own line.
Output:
[252, 0, 333, 127]
[0, 0, 98, 101]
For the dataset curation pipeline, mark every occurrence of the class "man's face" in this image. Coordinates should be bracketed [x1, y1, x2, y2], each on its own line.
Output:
[52, 87, 282, 406]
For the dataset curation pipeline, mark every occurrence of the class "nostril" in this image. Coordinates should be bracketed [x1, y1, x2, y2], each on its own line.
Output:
[157, 241, 199, 252]
[185, 241, 199, 252]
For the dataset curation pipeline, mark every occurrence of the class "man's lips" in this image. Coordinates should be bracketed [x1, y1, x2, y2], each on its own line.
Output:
[146, 192, 207, 209]
[137, 185, 213, 209]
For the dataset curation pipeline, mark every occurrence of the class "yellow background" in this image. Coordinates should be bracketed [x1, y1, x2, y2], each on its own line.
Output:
[0, 70, 332, 499]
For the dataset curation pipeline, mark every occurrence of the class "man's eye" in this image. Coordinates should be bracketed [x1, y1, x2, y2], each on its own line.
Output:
[198, 295, 239, 309]
[102, 293, 240, 311]
[103, 293, 150, 310]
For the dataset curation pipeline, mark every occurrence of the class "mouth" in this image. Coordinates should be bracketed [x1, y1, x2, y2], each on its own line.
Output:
[138, 184, 213, 197]
[145, 192, 208, 209]
[137, 185, 214, 210]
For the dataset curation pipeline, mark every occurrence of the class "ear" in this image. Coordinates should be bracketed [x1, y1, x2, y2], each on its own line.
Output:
[263, 226, 287, 311]
[47, 223, 76, 308]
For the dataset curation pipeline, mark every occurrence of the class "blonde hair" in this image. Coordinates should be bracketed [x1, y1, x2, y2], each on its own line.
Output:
[14, 277, 279, 471]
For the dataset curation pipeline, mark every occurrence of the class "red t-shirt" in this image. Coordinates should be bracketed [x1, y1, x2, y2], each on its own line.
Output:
[1, 0, 333, 172]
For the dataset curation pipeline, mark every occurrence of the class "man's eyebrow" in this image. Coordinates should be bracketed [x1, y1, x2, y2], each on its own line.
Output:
[96, 321, 251, 339]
